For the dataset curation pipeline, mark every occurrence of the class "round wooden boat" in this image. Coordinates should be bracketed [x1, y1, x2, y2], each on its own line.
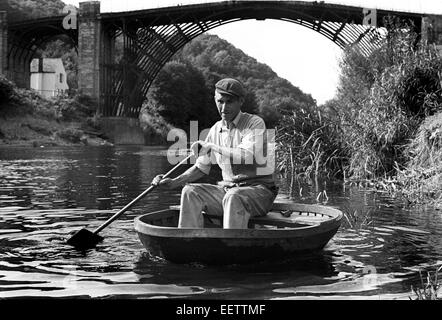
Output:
[134, 200, 343, 265]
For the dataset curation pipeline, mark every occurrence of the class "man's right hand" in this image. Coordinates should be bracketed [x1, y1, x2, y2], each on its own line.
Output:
[151, 174, 179, 189]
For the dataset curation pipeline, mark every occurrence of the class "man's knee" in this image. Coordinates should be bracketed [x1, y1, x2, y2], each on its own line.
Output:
[225, 187, 245, 197]
[182, 184, 200, 196]
[222, 188, 248, 207]
[223, 188, 240, 200]
[222, 189, 251, 228]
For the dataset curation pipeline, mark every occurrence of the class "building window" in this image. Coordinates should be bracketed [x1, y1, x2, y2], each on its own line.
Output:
[59, 73, 63, 83]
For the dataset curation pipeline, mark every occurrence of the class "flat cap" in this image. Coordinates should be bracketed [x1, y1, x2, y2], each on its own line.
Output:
[215, 78, 245, 98]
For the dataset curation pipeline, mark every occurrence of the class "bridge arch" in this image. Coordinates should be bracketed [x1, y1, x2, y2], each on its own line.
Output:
[99, 0, 405, 118]
[6, 16, 77, 88]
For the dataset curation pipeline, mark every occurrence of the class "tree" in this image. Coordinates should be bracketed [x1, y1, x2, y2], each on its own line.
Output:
[145, 61, 217, 131]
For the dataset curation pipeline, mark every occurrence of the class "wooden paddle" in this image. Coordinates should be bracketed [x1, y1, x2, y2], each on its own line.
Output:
[66, 152, 193, 250]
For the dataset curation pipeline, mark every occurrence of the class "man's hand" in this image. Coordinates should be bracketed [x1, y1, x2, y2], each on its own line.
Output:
[151, 174, 179, 190]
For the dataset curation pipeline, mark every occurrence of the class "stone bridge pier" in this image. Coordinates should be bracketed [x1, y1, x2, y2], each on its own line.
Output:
[78, 1, 145, 145]
[0, 11, 8, 79]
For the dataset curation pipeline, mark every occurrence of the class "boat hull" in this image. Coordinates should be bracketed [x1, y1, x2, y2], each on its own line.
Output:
[134, 201, 343, 265]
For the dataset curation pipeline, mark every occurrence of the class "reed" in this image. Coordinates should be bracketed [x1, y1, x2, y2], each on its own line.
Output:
[341, 205, 373, 230]
[410, 265, 442, 300]
[275, 104, 343, 184]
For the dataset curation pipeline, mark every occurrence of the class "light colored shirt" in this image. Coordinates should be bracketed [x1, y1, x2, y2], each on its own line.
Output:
[195, 111, 275, 185]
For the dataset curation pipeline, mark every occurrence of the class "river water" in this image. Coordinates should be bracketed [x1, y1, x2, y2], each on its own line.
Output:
[0, 145, 441, 300]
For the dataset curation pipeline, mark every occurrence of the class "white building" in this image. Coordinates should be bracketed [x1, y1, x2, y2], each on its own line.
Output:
[30, 58, 69, 98]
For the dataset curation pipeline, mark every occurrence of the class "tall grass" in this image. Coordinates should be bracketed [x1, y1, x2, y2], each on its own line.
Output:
[390, 112, 442, 205]
[410, 265, 442, 300]
[275, 17, 442, 205]
[275, 103, 343, 192]
[333, 18, 442, 182]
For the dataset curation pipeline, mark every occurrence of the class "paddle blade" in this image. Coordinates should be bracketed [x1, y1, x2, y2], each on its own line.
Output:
[67, 228, 104, 250]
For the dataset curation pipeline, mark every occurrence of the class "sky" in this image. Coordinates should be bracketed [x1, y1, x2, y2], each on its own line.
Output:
[62, 0, 442, 104]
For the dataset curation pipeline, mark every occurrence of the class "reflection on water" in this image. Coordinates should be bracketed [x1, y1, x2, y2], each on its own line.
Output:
[0, 145, 441, 299]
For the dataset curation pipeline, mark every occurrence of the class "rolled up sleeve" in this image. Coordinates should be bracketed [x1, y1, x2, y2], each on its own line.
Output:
[195, 154, 211, 175]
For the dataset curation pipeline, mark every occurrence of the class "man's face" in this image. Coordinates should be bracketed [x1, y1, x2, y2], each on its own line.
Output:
[214, 91, 243, 123]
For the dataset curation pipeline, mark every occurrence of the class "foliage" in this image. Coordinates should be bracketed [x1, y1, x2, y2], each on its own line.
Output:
[143, 60, 217, 132]
[1, 78, 42, 116]
[53, 95, 95, 121]
[341, 206, 373, 230]
[139, 108, 175, 145]
[0, 75, 15, 108]
[1, 73, 94, 122]
[55, 127, 83, 143]
[410, 266, 442, 300]
[387, 112, 442, 205]
[334, 18, 442, 181]
[4, 0, 65, 21]
[275, 98, 343, 183]
[0, 75, 101, 146]
[407, 112, 442, 168]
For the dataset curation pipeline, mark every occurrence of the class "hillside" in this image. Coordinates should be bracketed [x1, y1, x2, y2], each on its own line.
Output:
[143, 33, 317, 134]
[179, 33, 315, 107]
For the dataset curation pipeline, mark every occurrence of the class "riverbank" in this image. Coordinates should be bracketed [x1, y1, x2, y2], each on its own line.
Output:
[0, 113, 113, 148]
[0, 75, 113, 147]
[276, 23, 442, 208]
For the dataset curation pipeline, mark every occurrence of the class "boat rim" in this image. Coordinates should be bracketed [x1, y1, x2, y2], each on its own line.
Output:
[134, 202, 343, 239]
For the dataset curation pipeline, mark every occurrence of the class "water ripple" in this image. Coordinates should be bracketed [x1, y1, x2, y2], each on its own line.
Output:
[1, 146, 442, 299]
